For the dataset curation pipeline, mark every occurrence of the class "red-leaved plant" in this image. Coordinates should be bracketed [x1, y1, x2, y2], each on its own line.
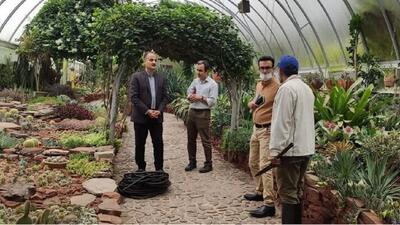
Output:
[56, 103, 94, 120]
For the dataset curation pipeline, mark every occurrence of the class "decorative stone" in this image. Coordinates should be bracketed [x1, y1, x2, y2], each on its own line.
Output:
[20, 147, 43, 156]
[33, 154, 46, 162]
[43, 149, 69, 156]
[43, 196, 61, 206]
[359, 211, 383, 224]
[34, 108, 54, 117]
[69, 147, 96, 154]
[70, 193, 96, 206]
[0, 196, 22, 208]
[305, 173, 320, 187]
[5, 154, 18, 161]
[98, 199, 122, 216]
[94, 151, 114, 162]
[93, 171, 113, 178]
[8, 132, 29, 139]
[3, 148, 16, 154]
[102, 192, 123, 204]
[346, 197, 365, 209]
[0, 122, 21, 130]
[96, 145, 114, 153]
[83, 178, 117, 196]
[0, 183, 36, 202]
[98, 214, 122, 224]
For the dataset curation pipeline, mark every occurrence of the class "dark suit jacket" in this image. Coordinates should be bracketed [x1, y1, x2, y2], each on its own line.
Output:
[129, 70, 169, 124]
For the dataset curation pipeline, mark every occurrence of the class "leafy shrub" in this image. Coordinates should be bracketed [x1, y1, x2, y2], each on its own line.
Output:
[60, 132, 107, 149]
[314, 78, 373, 127]
[355, 156, 400, 215]
[59, 135, 84, 149]
[28, 96, 65, 105]
[0, 132, 19, 150]
[47, 84, 75, 98]
[361, 132, 400, 170]
[211, 95, 231, 137]
[0, 88, 27, 102]
[221, 124, 252, 153]
[56, 103, 94, 120]
[67, 153, 110, 177]
[0, 57, 14, 89]
[313, 151, 360, 199]
[170, 96, 190, 122]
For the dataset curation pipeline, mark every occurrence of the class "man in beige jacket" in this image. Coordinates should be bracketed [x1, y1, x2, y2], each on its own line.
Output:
[244, 56, 280, 218]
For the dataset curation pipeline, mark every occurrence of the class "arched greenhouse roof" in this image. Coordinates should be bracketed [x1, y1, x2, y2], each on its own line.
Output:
[1, 0, 399, 70]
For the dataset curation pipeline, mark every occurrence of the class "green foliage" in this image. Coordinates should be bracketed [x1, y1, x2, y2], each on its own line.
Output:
[92, 1, 254, 78]
[159, 66, 191, 102]
[60, 132, 107, 149]
[221, 124, 252, 153]
[314, 78, 373, 126]
[22, 0, 115, 60]
[0, 57, 15, 89]
[357, 54, 384, 86]
[16, 201, 32, 224]
[0, 131, 19, 150]
[211, 95, 231, 137]
[313, 151, 360, 199]
[28, 96, 65, 105]
[170, 96, 190, 122]
[67, 153, 110, 177]
[356, 155, 400, 214]
[361, 132, 400, 170]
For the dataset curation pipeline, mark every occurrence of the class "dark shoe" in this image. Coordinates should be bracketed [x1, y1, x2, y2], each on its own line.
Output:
[185, 163, 196, 171]
[199, 164, 212, 173]
[136, 168, 145, 172]
[249, 205, 276, 218]
[244, 193, 264, 201]
[155, 169, 164, 172]
[282, 203, 302, 224]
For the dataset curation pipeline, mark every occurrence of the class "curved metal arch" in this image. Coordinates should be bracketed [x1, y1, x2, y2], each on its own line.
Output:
[377, 0, 400, 60]
[0, 0, 6, 7]
[292, 0, 329, 68]
[9, 0, 46, 42]
[317, 0, 347, 64]
[273, 0, 322, 73]
[256, 0, 297, 57]
[195, 0, 260, 48]
[223, 0, 274, 56]
[342, 0, 369, 53]
[210, 0, 269, 53]
[0, 0, 26, 33]
[248, 3, 284, 55]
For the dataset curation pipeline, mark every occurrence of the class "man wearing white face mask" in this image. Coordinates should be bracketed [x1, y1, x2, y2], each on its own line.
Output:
[244, 56, 280, 218]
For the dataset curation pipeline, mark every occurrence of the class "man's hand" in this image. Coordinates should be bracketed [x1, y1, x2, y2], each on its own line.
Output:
[270, 157, 280, 166]
[248, 101, 258, 110]
[188, 94, 202, 102]
[147, 110, 160, 119]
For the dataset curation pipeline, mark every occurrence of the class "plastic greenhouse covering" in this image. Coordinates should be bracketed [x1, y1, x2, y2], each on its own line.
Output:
[1, 0, 400, 70]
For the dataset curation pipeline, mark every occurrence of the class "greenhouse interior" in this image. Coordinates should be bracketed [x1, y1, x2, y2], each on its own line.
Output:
[0, 0, 399, 224]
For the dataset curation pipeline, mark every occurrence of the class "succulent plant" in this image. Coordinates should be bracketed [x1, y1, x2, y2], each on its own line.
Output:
[23, 138, 40, 148]
[26, 115, 34, 122]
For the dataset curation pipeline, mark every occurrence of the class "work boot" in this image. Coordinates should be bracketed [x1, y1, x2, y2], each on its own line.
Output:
[243, 193, 263, 201]
[199, 164, 212, 173]
[282, 203, 302, 224]
[185, 163, 196, 171]
[249, 205, 276, 218]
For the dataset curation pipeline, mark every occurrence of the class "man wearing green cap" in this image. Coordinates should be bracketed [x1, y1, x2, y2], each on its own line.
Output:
[269, 55, 315, 224]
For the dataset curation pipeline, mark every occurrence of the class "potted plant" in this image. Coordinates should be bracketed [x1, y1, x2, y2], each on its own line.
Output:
[384, 69, 396, 87]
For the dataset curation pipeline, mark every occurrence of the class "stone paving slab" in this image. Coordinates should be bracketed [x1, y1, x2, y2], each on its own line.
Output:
[114, 113, 280, 224]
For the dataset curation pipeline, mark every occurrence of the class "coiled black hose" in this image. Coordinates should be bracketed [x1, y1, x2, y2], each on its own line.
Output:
[117, 171, 171, 199]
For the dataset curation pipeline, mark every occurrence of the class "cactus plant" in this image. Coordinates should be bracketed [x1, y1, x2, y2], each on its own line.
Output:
[23, 138, 40, 148]
[16, 201, 33, 224]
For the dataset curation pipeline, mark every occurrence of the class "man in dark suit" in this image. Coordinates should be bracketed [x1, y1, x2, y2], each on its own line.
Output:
[129, 51, 169, 172]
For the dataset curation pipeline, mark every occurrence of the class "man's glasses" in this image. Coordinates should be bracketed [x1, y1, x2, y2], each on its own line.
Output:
[259, 66, 273, 70]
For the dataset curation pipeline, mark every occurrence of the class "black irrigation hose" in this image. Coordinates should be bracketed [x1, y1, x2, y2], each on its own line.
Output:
[117, 171, 171, 199]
